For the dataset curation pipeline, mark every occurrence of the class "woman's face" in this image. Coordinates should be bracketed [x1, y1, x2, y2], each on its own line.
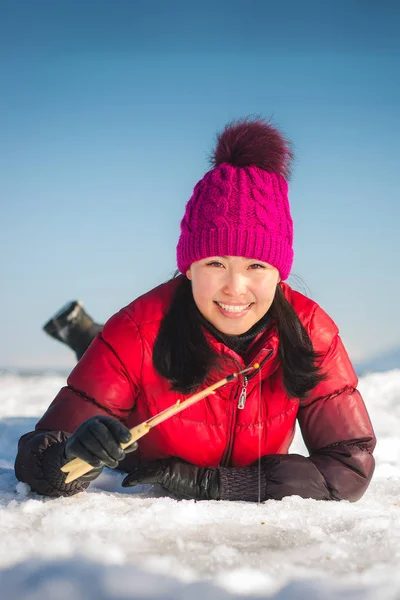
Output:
[186, 256, 280, 335]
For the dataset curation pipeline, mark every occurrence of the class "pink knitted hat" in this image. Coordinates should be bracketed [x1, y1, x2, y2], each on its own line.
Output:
[176, 118, 294, 281]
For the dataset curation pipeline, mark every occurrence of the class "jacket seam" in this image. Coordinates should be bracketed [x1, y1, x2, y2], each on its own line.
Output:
[121, 308, 163, 328]
[301, 385, 357, 409]
[99, 318, 142, 398]
[119, 310, 146, 384]
[307, 304, 319, 338]
[170, 415, 224, 426]
[323, 437, 374, 454]
[237, 403, 298, 428]
[67, 384, 131, 416]
[308, 304, 338, 360]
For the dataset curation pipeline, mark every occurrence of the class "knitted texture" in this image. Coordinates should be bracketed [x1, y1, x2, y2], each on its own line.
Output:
[218, 465, 267, 502]
[41, 438, 104, 497]
[40, 441, 92, 497]
[176, 162, 293, 280]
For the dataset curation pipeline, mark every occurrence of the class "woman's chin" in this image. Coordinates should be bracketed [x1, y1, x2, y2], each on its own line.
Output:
[211, 315, 255, 336]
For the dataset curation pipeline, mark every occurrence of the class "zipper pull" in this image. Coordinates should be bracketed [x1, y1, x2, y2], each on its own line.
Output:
[238, 376, 248, 409]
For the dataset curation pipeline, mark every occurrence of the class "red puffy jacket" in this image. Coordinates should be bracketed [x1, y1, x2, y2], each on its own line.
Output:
[30, 278, 375, 495]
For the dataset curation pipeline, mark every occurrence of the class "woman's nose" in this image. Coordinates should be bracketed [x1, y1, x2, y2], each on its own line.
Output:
[222, 272, 247, 296]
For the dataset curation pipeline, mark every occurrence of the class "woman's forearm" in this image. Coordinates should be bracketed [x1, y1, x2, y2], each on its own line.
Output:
[218, 440, 375, 502]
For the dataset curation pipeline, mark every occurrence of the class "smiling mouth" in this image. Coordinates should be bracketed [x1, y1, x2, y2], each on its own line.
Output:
[215, 302, 253, 314]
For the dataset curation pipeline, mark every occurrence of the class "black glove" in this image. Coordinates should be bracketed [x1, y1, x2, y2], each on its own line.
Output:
[121, 458, 220, 500]
[64, 415, 138, 469]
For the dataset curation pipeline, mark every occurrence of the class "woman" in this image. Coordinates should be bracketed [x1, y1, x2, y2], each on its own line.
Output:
[15, 118, 376, 502]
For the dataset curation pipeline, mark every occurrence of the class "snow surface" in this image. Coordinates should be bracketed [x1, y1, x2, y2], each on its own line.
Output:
[1, 370, 400, 599]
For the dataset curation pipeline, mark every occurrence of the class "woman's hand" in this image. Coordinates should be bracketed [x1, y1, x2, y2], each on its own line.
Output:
[64, 415, 138, 469]
[122, 458, 220, 500]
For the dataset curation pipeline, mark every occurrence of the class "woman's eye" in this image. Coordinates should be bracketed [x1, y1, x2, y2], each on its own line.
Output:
[249, 263, 266, 269]
[206, 261, 224, 268]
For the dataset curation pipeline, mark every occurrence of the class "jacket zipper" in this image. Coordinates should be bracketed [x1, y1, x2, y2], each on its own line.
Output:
[237, 348, 273, 410]
[220, 349, 274, 466]
[220, 384, 240, 467]
[246, 349, 273, 383]
[237, 376, 248, 409]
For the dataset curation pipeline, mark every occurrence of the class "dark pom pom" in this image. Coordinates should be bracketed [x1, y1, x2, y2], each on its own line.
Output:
[211, 117, 293, 179]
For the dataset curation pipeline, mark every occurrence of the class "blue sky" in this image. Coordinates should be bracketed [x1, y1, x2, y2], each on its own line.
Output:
[1, 1, 399, 370]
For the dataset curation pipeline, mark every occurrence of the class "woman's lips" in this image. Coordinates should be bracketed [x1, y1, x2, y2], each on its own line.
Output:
[215, 301, 253, 318]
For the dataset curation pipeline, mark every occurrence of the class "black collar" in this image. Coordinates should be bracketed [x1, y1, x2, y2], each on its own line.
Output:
[197, 308, 271, 357]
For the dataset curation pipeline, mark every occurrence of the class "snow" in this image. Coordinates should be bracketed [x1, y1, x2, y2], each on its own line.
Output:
[1, 370, 400, 599]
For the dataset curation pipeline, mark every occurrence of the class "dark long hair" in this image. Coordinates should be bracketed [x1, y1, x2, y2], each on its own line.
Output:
[269, 285, 327, 398]
[153, 276, 326, 399]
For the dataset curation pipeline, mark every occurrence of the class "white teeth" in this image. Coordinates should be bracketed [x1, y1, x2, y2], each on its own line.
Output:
[217, 303, 251, 313]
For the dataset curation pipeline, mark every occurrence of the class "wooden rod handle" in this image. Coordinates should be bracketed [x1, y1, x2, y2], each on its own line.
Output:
[61, 422, 150, 483]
